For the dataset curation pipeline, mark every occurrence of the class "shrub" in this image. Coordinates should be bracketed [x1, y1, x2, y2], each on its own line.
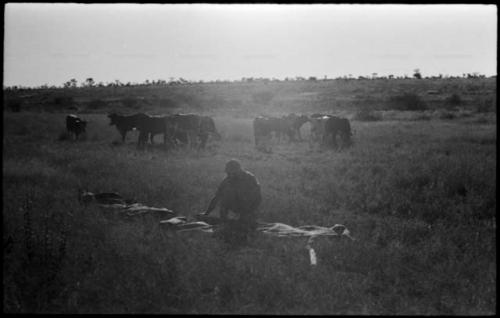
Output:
[87, 99, 107, 110]
[445, 93, 462, 106]
[252, 91, 275, 105]
[158, 98, 178, 109]
[121, 97, 140, 109]
[53, 96, 75, 110]
[437, 110, 456, 120]
[410, 113, 432, 121]
[353, 109, 382, 121]
[387, 93, 427, 111]
[475, 97, 495, 113]
[6, 99, 22, 112]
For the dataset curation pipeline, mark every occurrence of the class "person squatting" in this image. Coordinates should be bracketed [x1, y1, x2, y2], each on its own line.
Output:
[200, 159, 262, 244]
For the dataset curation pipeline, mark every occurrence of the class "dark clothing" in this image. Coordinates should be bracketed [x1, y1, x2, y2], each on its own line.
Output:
[205, 168, 261, 246]
[206, 169, 261, 223]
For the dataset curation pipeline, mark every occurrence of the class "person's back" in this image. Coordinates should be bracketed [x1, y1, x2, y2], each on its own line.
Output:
[201, 160, 262, 244]
[219, 169, 261, 219]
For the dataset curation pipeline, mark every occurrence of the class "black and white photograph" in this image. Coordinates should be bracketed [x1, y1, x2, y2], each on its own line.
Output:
[3, 3, 496, 314]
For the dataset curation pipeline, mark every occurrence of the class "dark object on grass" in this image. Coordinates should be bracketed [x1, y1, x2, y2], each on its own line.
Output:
[66, 114, 87, 140]
[78, 189, 127, 206]
[323, 116, 353, 149]
[200, 159, 261, 232]
[108, 112, 148, 143]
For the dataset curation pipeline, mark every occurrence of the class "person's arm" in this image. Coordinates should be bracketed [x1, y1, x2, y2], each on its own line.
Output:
[203, 178, 227, 215]
[204, 196, 218, 215]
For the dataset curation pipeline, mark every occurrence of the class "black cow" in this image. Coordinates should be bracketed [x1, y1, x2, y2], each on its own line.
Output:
[253, 114, 309, 144]
[308, 115, 330, 147]
[166, 114, 221, 149]
[66, 114, 87, 140]
[165, 114, 202, 148]
[285, 113, 309, 141]
[135, 114, 169, 148]
[252, 116, 282, 143]
[323, 116, 353, 149]
[108, 113, 149, 142]
[198, 115, 222, 148]
[253, 117, 278, 151]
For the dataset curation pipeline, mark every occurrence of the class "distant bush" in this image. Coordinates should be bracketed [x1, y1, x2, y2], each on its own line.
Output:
[437, 110, 456, 120]
[206, 94, 229, 108]
[252, 90, 275, 105]
[6, 99, 22, 112]
[121, 97, 140, 109]
[387, 93, 428, 111]
[352, 109, 382, 121]
[471, 115, 495, 124]
[410, 113, 432, 121]
[53, 96, 74, 110]
[87, 99, 107, 110]
[158, 98, 178, 109]
[227, 133, 252, 143]
[445, 93, 462, 106]
[475, 97, 495, 113]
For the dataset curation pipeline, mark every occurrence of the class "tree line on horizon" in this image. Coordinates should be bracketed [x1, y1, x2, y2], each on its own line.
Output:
[4, 70, 494, 91]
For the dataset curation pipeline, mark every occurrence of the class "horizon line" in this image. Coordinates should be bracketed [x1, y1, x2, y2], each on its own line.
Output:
[4, 72, 497, 89]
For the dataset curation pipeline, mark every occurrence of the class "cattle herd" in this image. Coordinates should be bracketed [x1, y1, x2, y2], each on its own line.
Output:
[65, 112, 353, 151]
[253, 113, 353, 152]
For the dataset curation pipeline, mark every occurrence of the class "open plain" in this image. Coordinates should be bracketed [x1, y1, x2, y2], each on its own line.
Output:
[3, 77, 496, 314]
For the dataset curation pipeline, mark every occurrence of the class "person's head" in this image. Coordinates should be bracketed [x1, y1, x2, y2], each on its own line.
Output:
[225, 159, 242, 177]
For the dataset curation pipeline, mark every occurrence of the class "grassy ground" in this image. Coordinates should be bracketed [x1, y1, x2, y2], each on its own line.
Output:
[3, 109, 496, 314]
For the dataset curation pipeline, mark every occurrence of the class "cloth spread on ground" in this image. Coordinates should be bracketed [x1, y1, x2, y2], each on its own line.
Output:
[160, 216, 354, 265]
[96, 202, 174, 217]
[89, 194, 353, 266]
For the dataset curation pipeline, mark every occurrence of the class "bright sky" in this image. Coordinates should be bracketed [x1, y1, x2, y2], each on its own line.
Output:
[3, 3, 497, 87]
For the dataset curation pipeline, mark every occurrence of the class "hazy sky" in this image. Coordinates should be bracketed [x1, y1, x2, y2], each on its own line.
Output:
[3, 3, 497, 87]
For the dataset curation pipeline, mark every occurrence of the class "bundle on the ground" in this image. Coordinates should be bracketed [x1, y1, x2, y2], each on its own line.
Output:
[160, 216, 355, 265]
[79, 191, 175, 217]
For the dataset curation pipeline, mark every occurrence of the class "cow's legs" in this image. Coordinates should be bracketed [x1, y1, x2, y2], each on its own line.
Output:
[199, 133, 209, 150]
[138, 131, 148, 149]
[331, 132, 338, 149]
[264, 134, 272, 152]
[308, 132, 316, 149]
[120, 130, 127, 143]
[67, 129, 75, 141]
[187, 132, 193, 148]
[288, 129, 297, 143]
[340, 133, 351, 150]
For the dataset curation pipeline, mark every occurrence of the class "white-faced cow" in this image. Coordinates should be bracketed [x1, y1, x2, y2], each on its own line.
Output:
[323, 116, 353, 150]
[284, 113, 309, 142]
[198, 115, 222, 149]
[253, 116, 276, 152]
[308, 115, 331, 148]
[66, 114, 87, 140]
[108, 113, 149, 143]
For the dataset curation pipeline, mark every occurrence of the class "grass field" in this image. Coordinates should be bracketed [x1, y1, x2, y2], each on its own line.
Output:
[2, 80, 497, 314]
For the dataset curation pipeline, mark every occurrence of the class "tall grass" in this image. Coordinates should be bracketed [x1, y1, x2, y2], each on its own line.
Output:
[3, 111, 496, 314]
